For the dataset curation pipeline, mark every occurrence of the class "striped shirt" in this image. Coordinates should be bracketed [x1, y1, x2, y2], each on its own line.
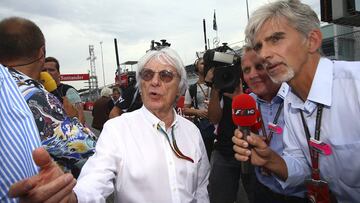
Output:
[0, 64, 41, 203]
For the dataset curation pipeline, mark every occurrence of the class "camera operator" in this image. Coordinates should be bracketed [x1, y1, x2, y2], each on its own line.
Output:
[183, 58, 215, 160]
[205, 47, 247, 203]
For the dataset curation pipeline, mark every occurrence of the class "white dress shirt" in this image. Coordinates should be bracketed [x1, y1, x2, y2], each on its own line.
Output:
[74, 106, 210, 203]
[279, 58, 360, 202]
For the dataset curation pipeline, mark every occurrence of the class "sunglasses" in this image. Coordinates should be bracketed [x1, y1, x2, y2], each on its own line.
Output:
[140, 68, 178, 83]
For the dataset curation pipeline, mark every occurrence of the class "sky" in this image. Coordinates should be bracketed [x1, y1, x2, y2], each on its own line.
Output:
[0, 0, 320, 89]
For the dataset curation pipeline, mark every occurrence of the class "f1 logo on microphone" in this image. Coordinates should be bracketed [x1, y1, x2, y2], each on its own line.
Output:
[233, 108, 256, 116]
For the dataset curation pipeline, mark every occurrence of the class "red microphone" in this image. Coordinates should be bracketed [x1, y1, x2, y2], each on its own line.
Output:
[232, 93, 258, 139]
[232, 94, 258, 174]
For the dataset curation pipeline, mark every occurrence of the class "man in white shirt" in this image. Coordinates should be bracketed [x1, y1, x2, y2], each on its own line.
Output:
[9, 47, 210, 203]
[232, 0, 360, 202]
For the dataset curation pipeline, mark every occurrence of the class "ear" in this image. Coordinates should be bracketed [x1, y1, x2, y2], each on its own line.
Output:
[38, 45, 46, 63]
[307, 29, 322, 53]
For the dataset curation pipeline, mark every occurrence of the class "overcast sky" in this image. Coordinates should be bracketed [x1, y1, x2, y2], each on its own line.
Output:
[0, 0, 319, 89]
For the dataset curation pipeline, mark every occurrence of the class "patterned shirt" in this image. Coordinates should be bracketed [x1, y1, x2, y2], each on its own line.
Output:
[0, 64, 41, 203]
[8, 68, 97, 176]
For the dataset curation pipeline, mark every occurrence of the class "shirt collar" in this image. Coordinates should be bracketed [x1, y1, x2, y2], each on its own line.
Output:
[255, 82, 289, 104]
[307, 57, 333, 107]
[286, 58, 333, 114]
[140, 105, 178, 130]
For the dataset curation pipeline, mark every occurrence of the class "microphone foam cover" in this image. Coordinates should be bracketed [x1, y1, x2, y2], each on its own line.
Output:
[232, 94, 257, 127]
[40, 71, 57, 92]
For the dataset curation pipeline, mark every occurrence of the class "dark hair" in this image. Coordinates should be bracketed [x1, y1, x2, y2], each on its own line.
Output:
[0, 17, 45, 63]
[112, 87, 121, 94]
[45, 56, 60, 71]
[194, 58, 204, 73]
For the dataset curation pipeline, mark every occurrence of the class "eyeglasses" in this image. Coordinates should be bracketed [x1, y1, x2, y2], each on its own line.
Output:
[140, 68, 178, 83]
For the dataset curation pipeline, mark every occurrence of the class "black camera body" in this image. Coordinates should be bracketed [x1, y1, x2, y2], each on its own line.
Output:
[150, 39, 171, 51]
[203, 43, 241, 93]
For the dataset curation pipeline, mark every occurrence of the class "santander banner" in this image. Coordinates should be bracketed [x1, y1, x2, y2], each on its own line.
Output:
[60, 74, 90, 81]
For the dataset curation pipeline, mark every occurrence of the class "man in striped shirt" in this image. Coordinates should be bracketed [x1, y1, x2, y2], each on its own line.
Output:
[0, 64, 41, 203]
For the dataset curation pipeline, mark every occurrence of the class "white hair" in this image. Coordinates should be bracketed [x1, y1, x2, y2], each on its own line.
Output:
[136, 47, 188, 95]
[245, 0, 320, 48]
[100, 87, 112, 97]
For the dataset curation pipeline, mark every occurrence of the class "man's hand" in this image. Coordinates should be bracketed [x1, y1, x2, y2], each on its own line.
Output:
[232, 129, 289, 180]
[8, 147, 77, 203]
[223, 82, 244, 99]
[232, 129, 272, 166]
[109, 106, 123, 119]
[196, 109, 208, 119]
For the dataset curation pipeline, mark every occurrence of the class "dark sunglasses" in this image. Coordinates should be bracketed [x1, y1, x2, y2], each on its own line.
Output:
[140, 68, 178, 83]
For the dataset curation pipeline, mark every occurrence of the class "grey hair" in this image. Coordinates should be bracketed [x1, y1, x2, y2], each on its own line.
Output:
[240, 44, 254, 58]
[245, 0, 320, 47]
[100, 87, 112, 97]
[136, 47, 188, 95]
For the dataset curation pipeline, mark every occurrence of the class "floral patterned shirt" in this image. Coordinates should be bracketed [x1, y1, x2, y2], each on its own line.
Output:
[9, 68, 97, 176]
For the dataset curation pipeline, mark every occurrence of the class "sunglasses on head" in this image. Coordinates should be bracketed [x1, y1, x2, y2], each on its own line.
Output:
[140, 68, 178, 83]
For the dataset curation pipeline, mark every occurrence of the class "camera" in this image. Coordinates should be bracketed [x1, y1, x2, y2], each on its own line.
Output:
[203, 43, 241, 93]
[150, 39, 171, 51]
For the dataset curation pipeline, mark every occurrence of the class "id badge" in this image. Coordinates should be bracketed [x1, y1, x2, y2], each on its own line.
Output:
[268, 122, 283, 134]
[309, 138, 332, 155]
[305, 179, 331, 203]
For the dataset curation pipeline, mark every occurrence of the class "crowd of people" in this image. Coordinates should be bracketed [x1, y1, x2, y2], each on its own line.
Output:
[1, 0, 359, 203]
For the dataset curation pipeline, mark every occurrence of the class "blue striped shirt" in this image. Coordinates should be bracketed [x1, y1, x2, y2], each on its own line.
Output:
[0, 64, 41, 203]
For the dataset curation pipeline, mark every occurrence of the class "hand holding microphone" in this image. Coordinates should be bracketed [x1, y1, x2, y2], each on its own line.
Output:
[232, 94, 257, 174]
[232, 94, 273, 168]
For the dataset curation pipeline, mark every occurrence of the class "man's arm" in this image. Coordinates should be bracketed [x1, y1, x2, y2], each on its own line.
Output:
[183, 104, 208, 119]
[109, 105, 123, 119]
[8, 148, 78, 203]
[195, 130, 211, 202]
[74, 102, 85, 124]
[207, 88, 222, 124]
[65, 88, 85, 124]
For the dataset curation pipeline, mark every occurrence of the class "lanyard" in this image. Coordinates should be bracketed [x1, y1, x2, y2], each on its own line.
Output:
[258, 101, 284, 144]
[300, 104, 324, 180]
[157, 124, 194, 163]
[197, 82, 209, 100]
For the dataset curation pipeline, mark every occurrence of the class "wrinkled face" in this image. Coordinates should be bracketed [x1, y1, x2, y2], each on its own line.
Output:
[43, 61, 60, 85]
[242, 50, 280, 98]
[253, 17, 308, 84]
[140, 57, 180, 116]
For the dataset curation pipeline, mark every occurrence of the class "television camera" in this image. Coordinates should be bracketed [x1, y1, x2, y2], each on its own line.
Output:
[203, 43, 242, 93]
[150, 39, 171, 51]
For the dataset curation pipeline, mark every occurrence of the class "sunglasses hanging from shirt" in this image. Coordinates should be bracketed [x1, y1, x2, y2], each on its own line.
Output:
[157, 124, 194, 163]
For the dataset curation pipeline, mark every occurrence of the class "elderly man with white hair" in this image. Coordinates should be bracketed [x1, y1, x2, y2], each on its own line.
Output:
[9, 48, 210, 203]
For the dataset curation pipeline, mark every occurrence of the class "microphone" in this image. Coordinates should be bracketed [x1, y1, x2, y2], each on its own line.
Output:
[232, 93, 258, 174]
[39, 71, 57, 92]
